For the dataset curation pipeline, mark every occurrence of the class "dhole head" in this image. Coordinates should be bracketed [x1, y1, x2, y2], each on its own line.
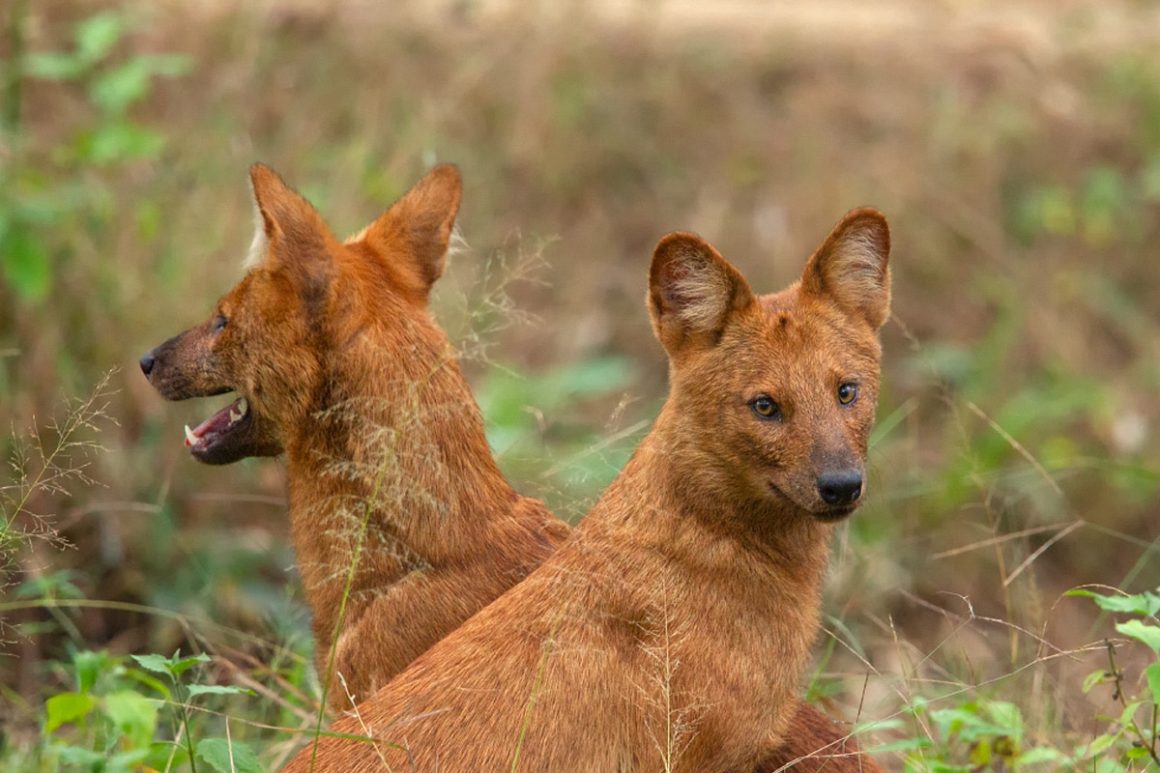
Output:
[139, 162, 462, 464]
[649, 209, 890, 521]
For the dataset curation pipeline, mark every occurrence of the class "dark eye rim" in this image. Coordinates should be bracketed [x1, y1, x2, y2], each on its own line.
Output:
[837, 382, 859, 405]
[211, 313, 228, 332]
[749, 394, 781, 420]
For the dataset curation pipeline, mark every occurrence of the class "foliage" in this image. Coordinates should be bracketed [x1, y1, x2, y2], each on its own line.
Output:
[1, 9, 188, 304]
[3, 1, 1160, 770]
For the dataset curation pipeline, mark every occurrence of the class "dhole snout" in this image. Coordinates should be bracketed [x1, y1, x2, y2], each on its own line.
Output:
[140, 285, 283, 465]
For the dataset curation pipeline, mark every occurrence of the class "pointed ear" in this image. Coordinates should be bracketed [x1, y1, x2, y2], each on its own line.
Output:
[245, 163, 333, 278]
[648, 232, 756, 353]
[356, 163, 462, 297]
[800, 208, 891, 329]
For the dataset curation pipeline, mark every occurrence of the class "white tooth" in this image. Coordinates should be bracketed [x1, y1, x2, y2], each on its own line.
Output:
[237, 398, 248, 416]
[184, 425, 198, 446]
[229, 409, 240, 424]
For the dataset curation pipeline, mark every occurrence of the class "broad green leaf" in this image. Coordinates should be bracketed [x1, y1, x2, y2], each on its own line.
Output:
[1116, 620, 1160, 652]
[1016, 746, 1068, 766]
[130, 653, 173, 676]
[56, 746, 105, 765]
[130, 651, 209, 678]
[1067, 588, 1160, 617]
[168, 652, 212, 677]
[45, 692, 95, 733]
[24, 52, 87, 80]
[983, 701, 1023, 743]
[82, 122, 166, 164]
[103, 691, 160, 748]
[1, 224, 51, 302]
[1077, 732, 1119, 759]
[1145, 662, 1160, 704]
[195, 737, 263, 773]
[73, 650, 113, 694]
[90, 59, 155, 112]
[186, 684, 252, 699]
[74, 12, 125, 64]
[1118, 700, 1143, 727]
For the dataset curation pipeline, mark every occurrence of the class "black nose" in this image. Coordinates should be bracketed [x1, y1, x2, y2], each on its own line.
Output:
[139, 352, 156, 377]
[817, 470, 862, 506]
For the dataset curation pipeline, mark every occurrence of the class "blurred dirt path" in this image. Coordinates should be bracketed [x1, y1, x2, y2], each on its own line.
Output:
[179, 0, 1160, 55]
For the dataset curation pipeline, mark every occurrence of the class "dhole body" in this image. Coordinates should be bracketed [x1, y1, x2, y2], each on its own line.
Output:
[285, 208, 891, 771]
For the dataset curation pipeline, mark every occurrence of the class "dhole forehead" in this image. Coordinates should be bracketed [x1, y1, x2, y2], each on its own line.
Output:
[749, 290, 881, 372]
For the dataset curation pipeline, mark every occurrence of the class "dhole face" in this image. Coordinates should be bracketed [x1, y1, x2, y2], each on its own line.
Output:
[140, 163, 460, 465]
[678, 295, 880, 520]
[651, 208, 890, 523]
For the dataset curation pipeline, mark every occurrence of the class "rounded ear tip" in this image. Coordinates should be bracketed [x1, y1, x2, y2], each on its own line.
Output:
[652, 231, 706, 259]
[426, 163, 463, 188]
[842, 207, 889, 229]
[839, 207, 891, 251]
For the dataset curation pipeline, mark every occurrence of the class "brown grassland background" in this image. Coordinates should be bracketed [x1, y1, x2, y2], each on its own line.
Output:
[2, 0, 1160, 768]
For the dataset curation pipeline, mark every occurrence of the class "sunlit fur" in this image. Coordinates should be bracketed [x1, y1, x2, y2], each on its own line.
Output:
[285, 209, 890, 771]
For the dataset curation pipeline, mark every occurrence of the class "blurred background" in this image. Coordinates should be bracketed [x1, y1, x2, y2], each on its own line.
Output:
[3, 0, 1160, 769]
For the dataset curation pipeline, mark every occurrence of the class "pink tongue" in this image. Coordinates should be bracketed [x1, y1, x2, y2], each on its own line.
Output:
[187, 398, 242, 446]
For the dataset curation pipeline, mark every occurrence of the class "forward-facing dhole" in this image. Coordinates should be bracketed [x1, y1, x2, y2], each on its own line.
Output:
[285, 207, 892, 771]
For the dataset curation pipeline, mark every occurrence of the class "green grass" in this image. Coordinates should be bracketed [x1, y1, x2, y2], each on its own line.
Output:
[3, 1, 1160, 769]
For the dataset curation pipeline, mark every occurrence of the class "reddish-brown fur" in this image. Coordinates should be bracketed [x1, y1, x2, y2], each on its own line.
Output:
[284, 208, 891, 771]
[141, 164, 571, 710]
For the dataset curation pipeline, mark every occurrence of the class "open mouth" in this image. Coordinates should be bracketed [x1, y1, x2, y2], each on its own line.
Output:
[183, 396, 251, 459]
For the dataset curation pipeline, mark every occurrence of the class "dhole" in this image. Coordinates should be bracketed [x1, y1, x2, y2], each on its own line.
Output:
[140, 164, 571, 709]
[285, 208, 891, 771]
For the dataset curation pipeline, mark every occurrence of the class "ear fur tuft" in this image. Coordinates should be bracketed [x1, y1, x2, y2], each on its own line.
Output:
[801, 208, 891, 329]
[648, 232, 755, 352]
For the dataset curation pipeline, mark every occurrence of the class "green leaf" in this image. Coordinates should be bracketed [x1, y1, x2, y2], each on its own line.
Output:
[1016, 746, 1068, 766]
[130, 651, 209, 679]
[983, 700, 1023, 743]
[56, 746, 105, 765]
[81, 122, 166, 164]
[74, 12, 126, 64]
[103, 691, 160, 748]
[1116, 620, 1160, 652]
[130, 653, 173, 676]
[1, 224, 51, 302]
[24, 52, 87, 80]
[1119, 700, 1143, 727]
[195, 737, 263, 773]
[1145, 662, 1160, 704]
[73, 650, 113, 694]
[187, 684, 252, 699]
[1067, 588, 1160, 617]
[1083, 668, 1109, 694]
[45, 692, 95, 733]
[90, 59, 155, 112]
[1077, 732, 1119, 759]
[168, 652, 212, 678]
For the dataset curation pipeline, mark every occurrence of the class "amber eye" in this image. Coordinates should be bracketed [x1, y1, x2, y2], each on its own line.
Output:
[838, 382, 859, 405]
[212, 314, 228, 332]
[750, 395, 781, 420]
